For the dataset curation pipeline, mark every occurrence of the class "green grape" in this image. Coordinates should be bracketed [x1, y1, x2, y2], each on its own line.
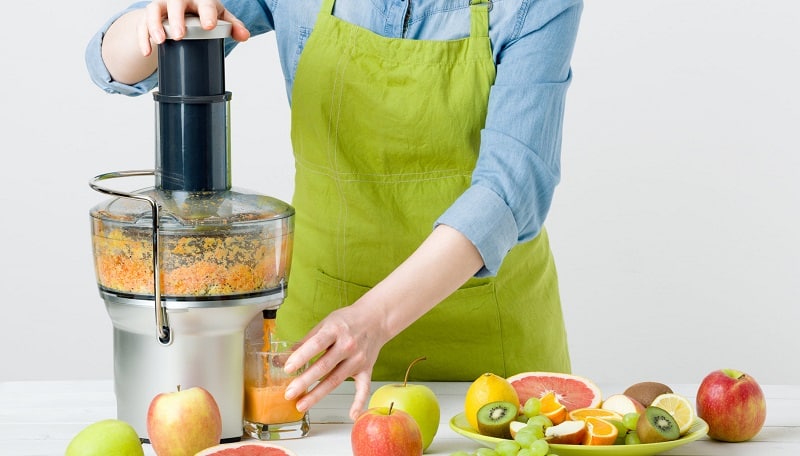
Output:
[494, 440, 522, 456]
[625, 430, 641, 445]
[528, 424, 545, 440]
[449, 452, 472, 456]
[526, 415, 553, 429]
[513, 427, 538, 448]
[528, 439, 550, 456]
[622, 412, 640, 431]
[521, 397, 542, 418]
[517, 449, 535, 456]
[475, 448, 498, 456]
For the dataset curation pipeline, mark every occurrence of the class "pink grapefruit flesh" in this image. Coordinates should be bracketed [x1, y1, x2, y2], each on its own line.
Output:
[195, 441, 297, 456]
[507, 372, 602, 412]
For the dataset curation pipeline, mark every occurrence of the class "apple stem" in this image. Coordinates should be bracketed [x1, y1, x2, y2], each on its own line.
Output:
[177, 385, 181, 392]
[388, 402, 394, 415]
[404, 356, 426, 387]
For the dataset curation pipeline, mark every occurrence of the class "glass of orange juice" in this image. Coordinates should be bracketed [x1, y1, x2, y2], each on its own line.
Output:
[243, 340, 310, 440]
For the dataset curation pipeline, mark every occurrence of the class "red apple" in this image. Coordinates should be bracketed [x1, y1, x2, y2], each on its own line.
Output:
[696, 369, 767, 442]
[544, 419, 587, 445]
[146, 385, 222, 456]
[351, 403, 423, 456]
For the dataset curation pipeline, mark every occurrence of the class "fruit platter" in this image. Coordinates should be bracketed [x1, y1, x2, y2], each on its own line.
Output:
[448, 371, 710, 456]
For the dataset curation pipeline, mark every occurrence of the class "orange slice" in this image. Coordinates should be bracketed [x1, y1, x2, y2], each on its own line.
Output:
[567, 407, 623, 422]
[582, 417, 619, 446]
[540, 391, 567, 425]
[650, 393, 695, 435]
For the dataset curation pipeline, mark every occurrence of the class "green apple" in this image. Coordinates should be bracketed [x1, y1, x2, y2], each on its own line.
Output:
[368, 356, 440, 451]
[65, 419, 144, 456]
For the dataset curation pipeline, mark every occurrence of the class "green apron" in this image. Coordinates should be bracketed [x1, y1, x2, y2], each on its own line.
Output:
[276, 0, 571, 380]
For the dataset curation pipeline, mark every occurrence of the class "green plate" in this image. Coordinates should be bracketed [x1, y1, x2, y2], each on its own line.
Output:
[449, 412, 708, 456]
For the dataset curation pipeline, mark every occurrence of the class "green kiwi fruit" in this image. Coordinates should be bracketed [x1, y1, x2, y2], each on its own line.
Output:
[636, 406, 681, 443]
[476, 401, 518, 439]
[623, 381, 673, 407]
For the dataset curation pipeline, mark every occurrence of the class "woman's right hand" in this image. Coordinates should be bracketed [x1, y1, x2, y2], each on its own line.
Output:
[138, 0, 250, 56]
[102, 0, 251, 84]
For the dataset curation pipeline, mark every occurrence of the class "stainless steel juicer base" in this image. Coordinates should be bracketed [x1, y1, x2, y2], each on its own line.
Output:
[103, 290, 285, 441]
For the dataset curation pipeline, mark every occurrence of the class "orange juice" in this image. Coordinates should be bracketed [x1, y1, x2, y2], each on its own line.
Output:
[244, 384, 305, 424]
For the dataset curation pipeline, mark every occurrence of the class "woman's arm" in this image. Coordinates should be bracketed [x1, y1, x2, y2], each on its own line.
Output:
[283, 224, 484, 420]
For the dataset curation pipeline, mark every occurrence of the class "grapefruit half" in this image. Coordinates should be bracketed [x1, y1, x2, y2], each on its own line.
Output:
[195, 441, 297, 456]
[507, 372, 602, 412]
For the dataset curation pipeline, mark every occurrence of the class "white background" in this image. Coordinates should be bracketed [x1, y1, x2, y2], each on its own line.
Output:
[1, 0, 797, 389]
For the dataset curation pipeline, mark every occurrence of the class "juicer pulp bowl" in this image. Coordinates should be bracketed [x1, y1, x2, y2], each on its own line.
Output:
[104, 290, 285, 441]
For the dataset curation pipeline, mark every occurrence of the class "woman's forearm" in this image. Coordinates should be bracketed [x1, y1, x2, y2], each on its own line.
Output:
[101, 9, 158, 85]
[358, 224, 485, 342]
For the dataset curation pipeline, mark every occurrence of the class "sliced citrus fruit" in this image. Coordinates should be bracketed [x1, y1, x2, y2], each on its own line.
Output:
[540, 391, 567, 425]
[507, 372, 602, 412]
[196, 441, 297, 455]
[464, 372, 519, 432]
[650, 393, 695, 435]
[582, 417, 619, 446]
[567, 407, 623, 422]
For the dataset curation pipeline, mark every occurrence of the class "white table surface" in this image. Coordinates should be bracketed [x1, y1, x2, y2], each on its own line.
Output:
[1, 380, 797, 455]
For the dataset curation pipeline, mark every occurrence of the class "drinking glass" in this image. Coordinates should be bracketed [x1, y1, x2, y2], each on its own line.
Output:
[243, 341, 310, 440]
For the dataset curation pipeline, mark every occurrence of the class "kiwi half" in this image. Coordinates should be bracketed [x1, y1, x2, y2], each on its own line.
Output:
[476, 401, 518, 439]
[636, 406, 681, 443]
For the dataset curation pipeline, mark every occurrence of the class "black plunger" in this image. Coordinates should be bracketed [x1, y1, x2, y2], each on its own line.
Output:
[154, 18, 233, 192]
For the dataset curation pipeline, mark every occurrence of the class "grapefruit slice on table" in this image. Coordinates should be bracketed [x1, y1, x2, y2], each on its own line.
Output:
[195, 441, 297, 455]
[507, 372, 602, 412]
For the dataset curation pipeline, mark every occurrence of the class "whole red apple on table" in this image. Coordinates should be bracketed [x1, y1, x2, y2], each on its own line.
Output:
[696, 369, 767, 442]
[351, 404, 423, 456]
[368, 357, 440, 451]
[147, 385, 223, 456]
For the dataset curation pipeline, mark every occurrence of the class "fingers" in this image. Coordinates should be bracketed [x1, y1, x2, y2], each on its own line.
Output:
[222, 11, 251, 42]
[349, 372, 372, 421]
[165, 0, 189, 39]
[139, 0, 249, 53]
[143, 2, 168, 47]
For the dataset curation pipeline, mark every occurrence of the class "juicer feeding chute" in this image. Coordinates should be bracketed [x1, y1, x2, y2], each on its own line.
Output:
[89, 17, 294, 442]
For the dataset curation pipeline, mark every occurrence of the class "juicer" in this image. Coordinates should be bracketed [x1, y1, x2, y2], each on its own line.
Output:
[89, 18, 294, 442]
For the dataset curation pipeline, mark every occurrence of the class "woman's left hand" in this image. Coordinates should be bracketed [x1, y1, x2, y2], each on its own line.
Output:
[282, 300, 390, 421]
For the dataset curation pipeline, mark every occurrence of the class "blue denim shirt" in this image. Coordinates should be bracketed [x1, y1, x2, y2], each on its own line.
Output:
[86, 0, 582, 276]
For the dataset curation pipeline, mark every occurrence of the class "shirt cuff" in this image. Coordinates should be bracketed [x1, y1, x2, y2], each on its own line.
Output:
[435, 185, 517, 277]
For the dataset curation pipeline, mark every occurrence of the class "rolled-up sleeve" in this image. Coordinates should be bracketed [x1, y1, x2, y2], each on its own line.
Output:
[436, 0, 582, 276]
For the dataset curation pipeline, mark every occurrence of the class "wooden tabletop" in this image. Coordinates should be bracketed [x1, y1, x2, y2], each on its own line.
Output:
[1, 380, 797, 455]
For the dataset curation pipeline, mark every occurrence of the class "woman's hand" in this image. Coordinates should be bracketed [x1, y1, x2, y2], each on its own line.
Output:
[282, 300, 390, 421]
[138, 0, 250, 56]
[102, 0, 250, 85]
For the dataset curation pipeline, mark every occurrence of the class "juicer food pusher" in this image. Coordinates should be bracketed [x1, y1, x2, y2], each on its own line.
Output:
[89, 18, 294, 442]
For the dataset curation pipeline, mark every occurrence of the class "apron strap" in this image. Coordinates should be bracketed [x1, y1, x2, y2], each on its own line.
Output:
[321, 0, 336, 15]
[470, 0, 491, 39]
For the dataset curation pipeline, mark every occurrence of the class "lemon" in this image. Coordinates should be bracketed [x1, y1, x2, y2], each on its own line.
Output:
[464, 373, 519, 431]
[650, 393, 695, 435]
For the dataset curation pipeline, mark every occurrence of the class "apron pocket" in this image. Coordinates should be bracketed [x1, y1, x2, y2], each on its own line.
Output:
[311, 269, 507, 381]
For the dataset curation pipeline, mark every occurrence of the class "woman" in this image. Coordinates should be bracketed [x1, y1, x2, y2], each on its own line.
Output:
[87, 0, 582, 420]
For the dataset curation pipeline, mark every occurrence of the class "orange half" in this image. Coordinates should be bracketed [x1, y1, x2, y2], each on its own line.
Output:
[582, 417, 619, 446]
